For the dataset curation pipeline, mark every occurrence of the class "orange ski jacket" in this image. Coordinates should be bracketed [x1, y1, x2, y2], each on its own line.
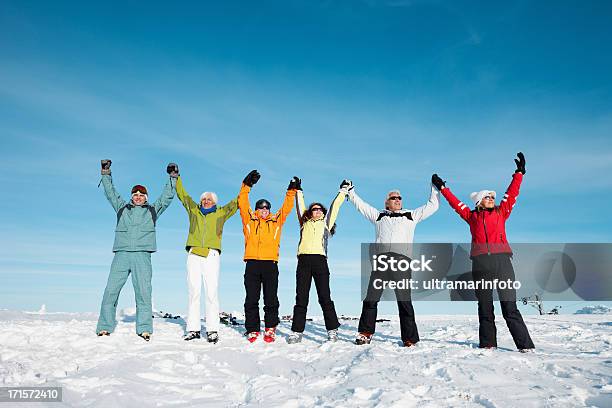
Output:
[238, 184, 296, 261]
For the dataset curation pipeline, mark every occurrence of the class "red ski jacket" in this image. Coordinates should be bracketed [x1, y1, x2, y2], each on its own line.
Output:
[441, 172, 523, 258]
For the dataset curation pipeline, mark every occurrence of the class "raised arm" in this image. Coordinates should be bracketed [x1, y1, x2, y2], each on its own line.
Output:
[152, 164, 177, 217]
[99, 160, 126, 213]
[326, 189, 347, 228]
[433, 173, 470, 222]
[220, 196, 239, 221]
[176, 174, 198, 213]
[277, 189, 297, 226]
[347, 181, 379, 224]
[276, 176, 299, 226]
[411, 184, 440, 223]
[238, 170, 260, 226]
[499, 153, 525, 219]
[238, 184, 253, 226]
[295, 190, 307, 226]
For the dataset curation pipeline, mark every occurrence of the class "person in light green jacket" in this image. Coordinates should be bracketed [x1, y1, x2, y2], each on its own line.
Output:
[175, 168, 238, 343]
[96, 160, 177, 341]
[286, 178, 347, 344]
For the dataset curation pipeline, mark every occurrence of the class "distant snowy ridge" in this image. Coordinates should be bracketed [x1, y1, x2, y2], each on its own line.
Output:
[575, 304, 612, 314]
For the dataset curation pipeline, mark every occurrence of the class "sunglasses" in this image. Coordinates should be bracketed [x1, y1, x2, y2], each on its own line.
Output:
[483, 196, 495, 201]
[257, 205, 270, 210]
[388, 196, 402, 201]
[311, 207, 323, 212]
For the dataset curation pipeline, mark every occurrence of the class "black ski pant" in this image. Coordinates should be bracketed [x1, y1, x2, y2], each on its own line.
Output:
[357, 265, 419, 344]
[244, 260, 280, 333]
[291, 254, 340, 333]
[472, 253, 535, 349]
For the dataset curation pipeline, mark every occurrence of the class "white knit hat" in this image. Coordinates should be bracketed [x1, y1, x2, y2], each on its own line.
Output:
[470, 190, 496, 207]
[199, 191, 218, 205]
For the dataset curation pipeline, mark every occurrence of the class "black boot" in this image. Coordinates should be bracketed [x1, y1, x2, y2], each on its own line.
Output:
[184, 331, 201, 341]
[207, 331, 219, 344]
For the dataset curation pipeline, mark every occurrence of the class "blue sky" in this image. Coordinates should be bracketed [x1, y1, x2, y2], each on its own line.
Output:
[1, 1, 611, 317]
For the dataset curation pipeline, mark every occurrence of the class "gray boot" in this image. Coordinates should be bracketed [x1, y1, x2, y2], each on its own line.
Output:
[286, 332, 303, 344]
[327, 329, 339, 342]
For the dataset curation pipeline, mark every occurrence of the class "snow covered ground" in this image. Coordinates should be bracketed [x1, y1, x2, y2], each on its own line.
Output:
[1, 310, 611, 407]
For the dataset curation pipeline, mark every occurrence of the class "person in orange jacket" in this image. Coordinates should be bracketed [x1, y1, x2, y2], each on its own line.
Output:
[238, 170, 298, 343]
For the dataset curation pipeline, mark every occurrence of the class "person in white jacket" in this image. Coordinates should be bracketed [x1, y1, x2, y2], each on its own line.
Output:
[345, 179, 439, 346]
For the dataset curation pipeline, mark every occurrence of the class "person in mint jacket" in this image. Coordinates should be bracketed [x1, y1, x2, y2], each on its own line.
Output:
[174, 166, 238, 343]
[96, 160, 177, 341]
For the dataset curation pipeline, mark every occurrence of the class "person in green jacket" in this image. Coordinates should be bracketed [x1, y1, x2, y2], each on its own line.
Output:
[174, 166, 238, 343]
[96, 160, 177, 341]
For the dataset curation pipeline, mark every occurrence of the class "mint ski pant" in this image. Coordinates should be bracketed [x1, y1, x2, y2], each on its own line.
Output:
[96, 251, 153, 334]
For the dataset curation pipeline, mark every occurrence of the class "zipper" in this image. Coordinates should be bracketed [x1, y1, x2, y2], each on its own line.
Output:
[482, 211, 491, 255]
[256, 219, 261, 257]
[202, 212, 207, 247]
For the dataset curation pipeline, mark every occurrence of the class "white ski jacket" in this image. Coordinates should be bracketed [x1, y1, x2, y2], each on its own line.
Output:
[348, 184, 440, 246]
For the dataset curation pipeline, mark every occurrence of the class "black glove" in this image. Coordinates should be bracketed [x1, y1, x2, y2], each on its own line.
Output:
[431, 174, 446, 190]
[101, 159, 112, 175]
[340, 179, 354, 192]
[514, 152, 526, 174]
[167, 163, 179, 178]
[288, 176, 302, 190]
[243, 170, 260, 187]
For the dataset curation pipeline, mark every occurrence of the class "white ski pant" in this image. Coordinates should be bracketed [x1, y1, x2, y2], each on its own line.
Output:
[186, 249, 220, 333]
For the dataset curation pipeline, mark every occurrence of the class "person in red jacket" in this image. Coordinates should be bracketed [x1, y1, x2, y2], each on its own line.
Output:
[432, 152, 535, 352]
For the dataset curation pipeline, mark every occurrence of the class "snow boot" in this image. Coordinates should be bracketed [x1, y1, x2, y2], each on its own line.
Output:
[355, 332, 372, 345]
[327, 329, 339, 342]
[286, 332, 303, 344]
[263, 327, 276, 343]
[519, 348, 535, 353]
[246, 331, 260, 343]
[207, 331, 219, 344]
[97, 330, 110, 337]
[138, 332, 151, 342]
[184, 331, 201, 341]
[403, 340, 415, 347]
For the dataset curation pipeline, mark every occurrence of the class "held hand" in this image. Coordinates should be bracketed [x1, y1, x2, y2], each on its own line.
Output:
[288, 176, 302, 190]
[243, 170, 261, 187]
[514, 152, 526, 174]
[339, 179, 354, 192]
[431, 174, 446, 190]
[101, 159, 112, 175]
[167, 163, 179, 178]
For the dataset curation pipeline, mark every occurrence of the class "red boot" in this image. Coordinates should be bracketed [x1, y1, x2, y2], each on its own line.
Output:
[247, 331, 260, 343]
[263, 327, 276, 343]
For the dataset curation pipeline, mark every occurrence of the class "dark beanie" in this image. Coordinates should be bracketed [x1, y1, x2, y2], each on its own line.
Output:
[255, 199, 271, 210]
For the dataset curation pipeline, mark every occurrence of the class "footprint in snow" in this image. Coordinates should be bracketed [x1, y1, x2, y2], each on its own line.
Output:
[352, 387, 383, 400]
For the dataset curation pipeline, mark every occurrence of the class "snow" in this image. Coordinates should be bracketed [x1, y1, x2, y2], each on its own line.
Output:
[1, 311, 611, 407]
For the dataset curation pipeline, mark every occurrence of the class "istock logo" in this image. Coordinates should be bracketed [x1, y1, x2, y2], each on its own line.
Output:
[372, 254, 434, 272]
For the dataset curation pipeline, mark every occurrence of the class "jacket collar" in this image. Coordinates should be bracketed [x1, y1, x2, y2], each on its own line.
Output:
[127, 201, 149, 208]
